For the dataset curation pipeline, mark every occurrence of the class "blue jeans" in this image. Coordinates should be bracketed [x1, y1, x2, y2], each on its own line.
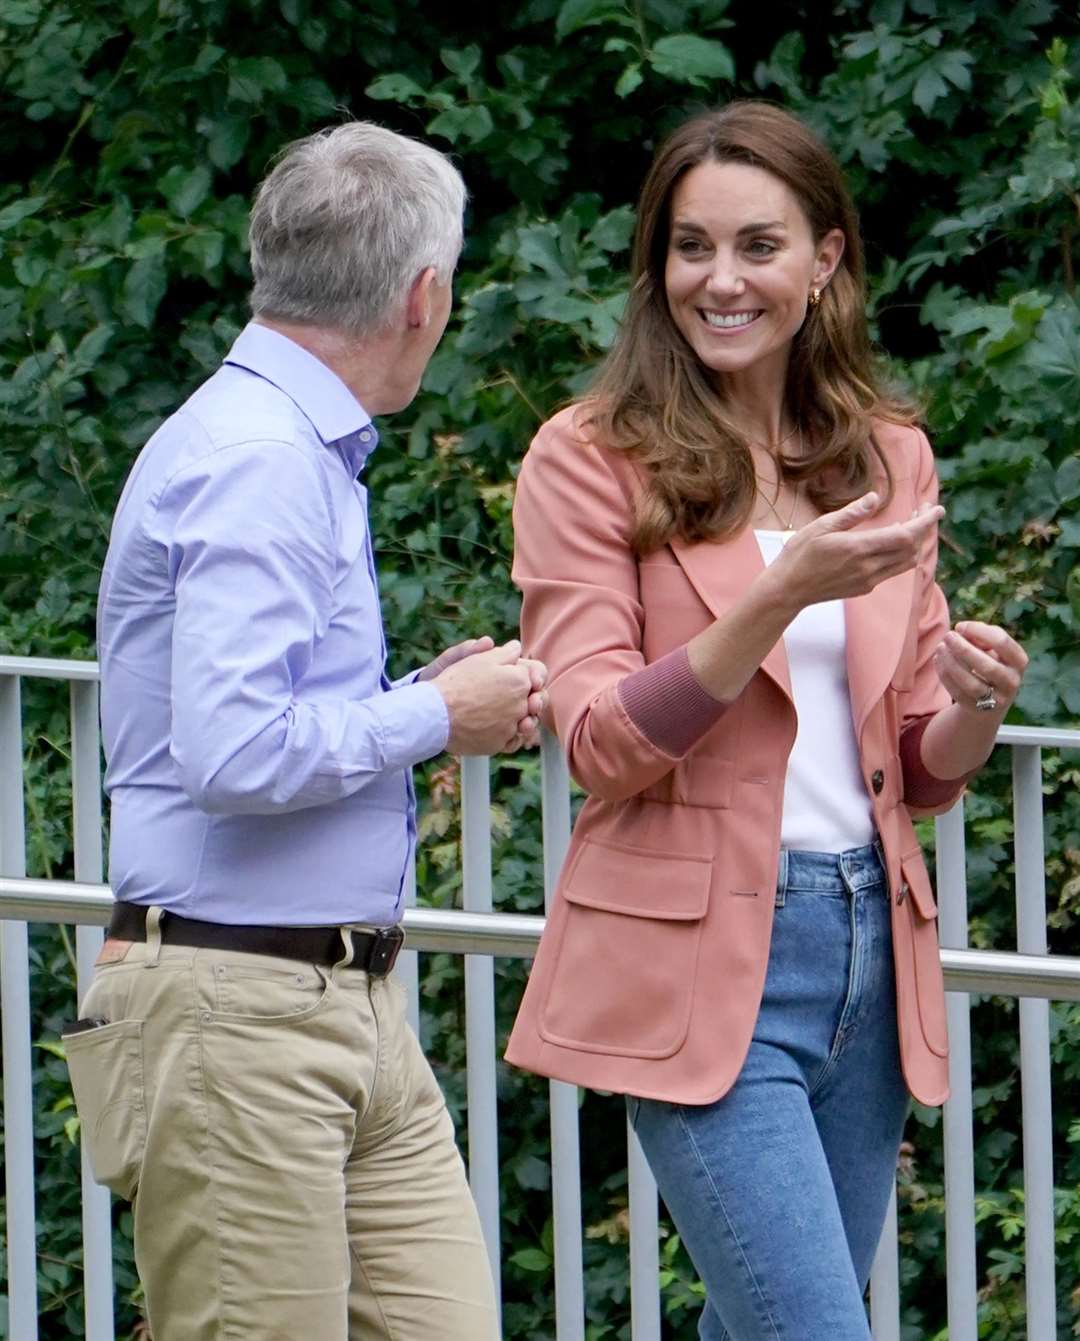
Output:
[628, 844, 910, 1341]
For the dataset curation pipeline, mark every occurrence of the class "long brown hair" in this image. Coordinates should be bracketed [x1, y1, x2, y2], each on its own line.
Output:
[584, 101, 916, 553]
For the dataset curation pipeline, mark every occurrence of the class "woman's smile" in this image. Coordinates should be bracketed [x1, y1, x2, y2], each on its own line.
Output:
[664, 159, 842, 385]
[699, 308, 764, 332]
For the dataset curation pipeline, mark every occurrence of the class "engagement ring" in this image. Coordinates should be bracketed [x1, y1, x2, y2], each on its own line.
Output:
[975, 686, 998, 712]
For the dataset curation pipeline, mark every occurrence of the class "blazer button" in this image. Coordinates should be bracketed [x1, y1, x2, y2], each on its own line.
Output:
[896, 881, 909, 906]
[871, 769, 885, 794]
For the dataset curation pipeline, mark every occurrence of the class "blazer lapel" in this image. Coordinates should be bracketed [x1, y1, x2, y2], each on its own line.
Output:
[668, 530, 793, 703]
[668, 510, 916, 726]
[845, 565, 915, 739]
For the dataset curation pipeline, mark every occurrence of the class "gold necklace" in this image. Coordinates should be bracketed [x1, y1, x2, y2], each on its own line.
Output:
[755, 426, 802, 532]
[756, 477, 801, 531]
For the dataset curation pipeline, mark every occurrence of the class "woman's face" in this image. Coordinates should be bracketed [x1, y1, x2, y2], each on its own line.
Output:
[663, 159, 844, 388]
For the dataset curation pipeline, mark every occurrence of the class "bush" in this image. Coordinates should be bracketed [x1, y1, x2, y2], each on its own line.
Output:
[1, 0, 1078, 1336]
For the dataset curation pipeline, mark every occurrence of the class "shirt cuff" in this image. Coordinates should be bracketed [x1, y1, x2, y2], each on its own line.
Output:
[370, 680, 450, 769]
[617, 646, 731, 756]
[899, 714, 975, 808]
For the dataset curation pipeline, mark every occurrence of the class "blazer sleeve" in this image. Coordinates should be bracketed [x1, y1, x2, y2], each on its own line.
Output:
[513, 413, 689, 801]
[897, 427, 972, 816]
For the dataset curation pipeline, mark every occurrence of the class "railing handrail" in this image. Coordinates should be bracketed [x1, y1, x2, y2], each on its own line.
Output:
[3, 655, 1079, 751]
[4, 876, 1080, 1002]
[4, 654, 1079, 1341]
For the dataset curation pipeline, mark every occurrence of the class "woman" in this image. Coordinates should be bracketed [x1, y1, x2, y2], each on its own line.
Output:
[505, 103, 1028, 1339]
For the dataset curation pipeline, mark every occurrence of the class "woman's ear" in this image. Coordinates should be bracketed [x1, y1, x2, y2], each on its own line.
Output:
[813, 228, 845, 289]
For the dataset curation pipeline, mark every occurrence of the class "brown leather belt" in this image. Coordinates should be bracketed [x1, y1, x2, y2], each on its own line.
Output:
[107, 902, 404, 976]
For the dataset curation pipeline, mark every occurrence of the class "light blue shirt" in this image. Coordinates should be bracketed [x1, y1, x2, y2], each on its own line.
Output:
[97, 323, 450, 925]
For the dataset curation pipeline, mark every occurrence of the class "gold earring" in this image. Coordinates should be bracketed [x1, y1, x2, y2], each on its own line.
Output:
[809, 286, 822, 307]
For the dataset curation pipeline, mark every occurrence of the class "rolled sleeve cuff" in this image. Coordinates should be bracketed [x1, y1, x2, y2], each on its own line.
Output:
[370, 680, 450, 770]
[617, 646, 731, 757]
[899, 714, 974, 809]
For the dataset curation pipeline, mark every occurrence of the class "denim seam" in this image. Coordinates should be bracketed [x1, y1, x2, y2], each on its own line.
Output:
[809, 891, 865, 1102]
[674, 1105, 784, 1340]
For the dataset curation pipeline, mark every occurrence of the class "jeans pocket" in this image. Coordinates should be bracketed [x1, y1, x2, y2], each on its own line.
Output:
[63, 1019, 146, 1200]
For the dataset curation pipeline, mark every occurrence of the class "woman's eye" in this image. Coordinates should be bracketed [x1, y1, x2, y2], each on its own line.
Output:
[675, 237, 705, 255]
[747, 239, 778, 257]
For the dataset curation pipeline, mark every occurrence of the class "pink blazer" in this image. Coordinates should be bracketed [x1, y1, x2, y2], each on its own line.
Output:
[505, 408, 965, 1107]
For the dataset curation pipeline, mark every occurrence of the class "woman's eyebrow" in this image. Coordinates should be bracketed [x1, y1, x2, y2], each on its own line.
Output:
[736, 220, 788, 234]
[670, 218, 790, 235]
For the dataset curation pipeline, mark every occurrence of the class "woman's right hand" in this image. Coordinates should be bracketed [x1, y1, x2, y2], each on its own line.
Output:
[771, 493, 945, 610]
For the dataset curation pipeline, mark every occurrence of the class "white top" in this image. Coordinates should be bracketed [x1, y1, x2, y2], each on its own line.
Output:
[754, 530, 875, 853]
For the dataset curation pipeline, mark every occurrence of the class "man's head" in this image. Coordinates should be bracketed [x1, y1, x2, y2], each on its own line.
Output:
[249, 122, 465, 409]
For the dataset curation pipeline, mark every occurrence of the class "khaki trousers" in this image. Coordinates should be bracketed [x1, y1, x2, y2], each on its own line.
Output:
[66, 926, 499, 1340]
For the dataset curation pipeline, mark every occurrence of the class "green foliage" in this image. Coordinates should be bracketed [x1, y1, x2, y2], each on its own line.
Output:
[2, 0, 1079, 1337]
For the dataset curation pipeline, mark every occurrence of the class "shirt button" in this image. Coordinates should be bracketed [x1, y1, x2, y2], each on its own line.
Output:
[359, 428, 372, 442]
[871, 769, 885, 794]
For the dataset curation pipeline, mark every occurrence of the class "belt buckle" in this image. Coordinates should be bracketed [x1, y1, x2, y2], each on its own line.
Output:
[367, 926, 404, 977]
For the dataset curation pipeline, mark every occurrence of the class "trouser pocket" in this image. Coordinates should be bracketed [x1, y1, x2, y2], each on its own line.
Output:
[63, 1019, 146, 1200]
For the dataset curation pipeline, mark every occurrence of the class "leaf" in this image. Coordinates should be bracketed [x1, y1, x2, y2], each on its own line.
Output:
[204, 116, 250, 171]
[1025, 304, 1080, 389]
[913, 67, 949, 116]
[615, 63, 643, 98]
[512, 1153, 551, 1190]
[1067, 566, 1080, 626]
[13, 253, 48, 286]
[1055, 456, 1080, 505]
[366, 72, 425, 102]
[586, 206, 634, 252]
[71, 324, 114, 370]
[509, 1247, 552, 1272]
[228, 56, 288, 104]
[555, 0, 625, 39]
[516, 225, 567, 278]
[120, 253, 168, 330]
[0, 195, 47, 230]
[649, 34, 735, 85]
[427, 104, 494, 144]
[161, 164, 212, 219]
[441, 46, 481, 79]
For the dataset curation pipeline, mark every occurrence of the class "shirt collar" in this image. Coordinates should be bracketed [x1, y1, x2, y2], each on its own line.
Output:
[223, 322, 379, 472]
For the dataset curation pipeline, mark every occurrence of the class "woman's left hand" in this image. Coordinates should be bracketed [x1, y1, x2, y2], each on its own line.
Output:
[932, 620, 1029, 716]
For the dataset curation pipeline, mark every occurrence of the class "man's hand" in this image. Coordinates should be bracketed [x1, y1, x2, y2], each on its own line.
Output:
[416, 636, 495, 681]
[432, 640, 548, 756]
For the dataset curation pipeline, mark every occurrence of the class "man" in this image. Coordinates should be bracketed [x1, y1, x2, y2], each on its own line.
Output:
[64, 122, 543, 1340]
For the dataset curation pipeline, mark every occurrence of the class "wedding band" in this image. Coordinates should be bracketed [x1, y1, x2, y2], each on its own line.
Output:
[975, 686, 998, 712]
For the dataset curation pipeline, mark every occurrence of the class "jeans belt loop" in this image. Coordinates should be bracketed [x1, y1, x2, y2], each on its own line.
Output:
[775, 850, 789, 908]
[144, 905, 164, 968]
[333, 926, 356, 972]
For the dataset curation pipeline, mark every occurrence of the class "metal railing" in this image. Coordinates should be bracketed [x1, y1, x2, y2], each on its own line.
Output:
[2, 654, 1079, 1341]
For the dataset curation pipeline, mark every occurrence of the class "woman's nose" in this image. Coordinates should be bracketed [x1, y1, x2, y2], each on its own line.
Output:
[705, 258, 745, 298]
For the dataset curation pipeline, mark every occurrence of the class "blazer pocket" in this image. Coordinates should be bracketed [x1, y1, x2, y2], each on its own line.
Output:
[539, 837, 711, 1059]
[900, 849, 948, 1058]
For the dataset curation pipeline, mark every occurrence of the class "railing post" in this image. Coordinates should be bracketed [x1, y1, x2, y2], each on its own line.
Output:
[870, 1183, 900, 1341]
[71, 678, 116, 1340]
[541, 732, 585, 1341]
[937, 799, 978, 1341]
[1012, 745, 1056, 1340]
[627, 1119, 662, 1341]
[0, 674, 40, 1340]
[461, 754, 502, 1321]
[398, 848, 420, 1037]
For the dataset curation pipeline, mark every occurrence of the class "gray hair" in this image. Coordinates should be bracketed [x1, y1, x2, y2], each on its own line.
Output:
[248, 121, 466, 335]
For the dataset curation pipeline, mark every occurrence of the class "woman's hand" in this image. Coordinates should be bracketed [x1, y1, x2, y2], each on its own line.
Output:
[932, 620, 1028, 717]
[916, 621, 1028, 783]
[770, 493, 944, 612]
